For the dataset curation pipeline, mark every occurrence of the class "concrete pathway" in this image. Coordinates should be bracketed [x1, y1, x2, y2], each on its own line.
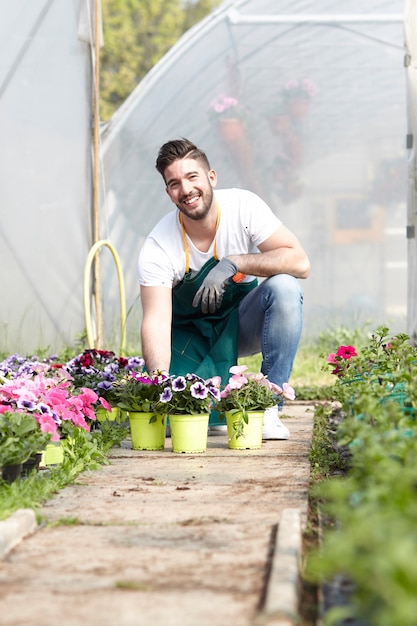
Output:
[0, 404, 315, 626]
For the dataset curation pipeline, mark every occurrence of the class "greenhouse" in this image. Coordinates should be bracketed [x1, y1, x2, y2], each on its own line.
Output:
[2, 5, 417, 625]
[0, 0, 415, 352]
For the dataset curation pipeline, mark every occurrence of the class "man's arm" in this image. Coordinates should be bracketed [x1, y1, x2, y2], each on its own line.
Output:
[227, 225, 310, 279]
[140, 285, 173, 374]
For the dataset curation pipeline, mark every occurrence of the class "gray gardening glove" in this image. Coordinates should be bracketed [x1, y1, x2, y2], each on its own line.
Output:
[192, 257, 238, 314]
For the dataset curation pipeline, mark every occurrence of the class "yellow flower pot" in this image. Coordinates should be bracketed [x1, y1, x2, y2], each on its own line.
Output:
[169, 413, 209, 453]
[96, 406, 120, 422]
[128, 412, 166, 451]
[41, 441, 64, 466]
[226, 410, 264, 450]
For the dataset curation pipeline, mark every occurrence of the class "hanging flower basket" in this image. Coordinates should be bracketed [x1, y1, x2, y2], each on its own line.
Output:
[217, 117, 245, 142]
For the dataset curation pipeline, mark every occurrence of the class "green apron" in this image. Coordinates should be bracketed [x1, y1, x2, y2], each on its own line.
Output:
[170, 257, 257, 386]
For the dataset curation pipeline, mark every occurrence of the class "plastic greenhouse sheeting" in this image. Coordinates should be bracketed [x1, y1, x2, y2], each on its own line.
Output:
[0, 0, 410, 355]
[100, 0, 408, 345]
[0, 0, 93, 353]
[405, 0, 417, 342]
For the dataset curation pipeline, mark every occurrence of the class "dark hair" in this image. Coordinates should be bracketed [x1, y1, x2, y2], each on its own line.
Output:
[155, 138, 211, 178]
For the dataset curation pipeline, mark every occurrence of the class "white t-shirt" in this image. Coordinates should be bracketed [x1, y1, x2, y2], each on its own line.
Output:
[138, 188, 282, 288]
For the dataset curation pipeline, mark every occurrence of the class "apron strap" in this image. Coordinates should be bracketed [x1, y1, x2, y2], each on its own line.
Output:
[179, 207, 220, 273]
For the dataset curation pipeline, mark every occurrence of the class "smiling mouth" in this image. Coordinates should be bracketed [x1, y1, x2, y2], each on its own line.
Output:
[183, 194, 200, 206]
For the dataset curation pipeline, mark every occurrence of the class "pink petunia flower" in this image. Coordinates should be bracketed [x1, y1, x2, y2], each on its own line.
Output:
[282, 383, 296, 401]
[229, 365, 248, 376]
[336, 346, 357, 360]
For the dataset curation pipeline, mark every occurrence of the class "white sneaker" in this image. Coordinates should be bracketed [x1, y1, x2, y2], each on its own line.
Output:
[209, 424, 228, 435]
[262, 406, 290, 440]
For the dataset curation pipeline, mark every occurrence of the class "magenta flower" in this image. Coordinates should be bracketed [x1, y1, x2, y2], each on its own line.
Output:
[336, 346, 357, 360]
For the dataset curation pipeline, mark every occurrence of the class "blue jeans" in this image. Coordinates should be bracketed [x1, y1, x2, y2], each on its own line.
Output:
[238, 274, 303, 387]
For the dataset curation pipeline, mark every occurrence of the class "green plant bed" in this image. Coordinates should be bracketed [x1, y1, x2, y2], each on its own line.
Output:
[303, 326, 417, 626]
[0, 421, 129, 521]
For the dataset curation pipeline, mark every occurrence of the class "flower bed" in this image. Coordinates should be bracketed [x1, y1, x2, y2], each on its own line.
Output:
[307, 327, 417, 626]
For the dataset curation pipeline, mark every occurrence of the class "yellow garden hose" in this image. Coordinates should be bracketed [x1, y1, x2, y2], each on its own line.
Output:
[84, 240, 126, 354]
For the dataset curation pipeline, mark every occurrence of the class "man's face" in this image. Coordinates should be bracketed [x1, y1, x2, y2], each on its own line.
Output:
[164, 157, 217, 221]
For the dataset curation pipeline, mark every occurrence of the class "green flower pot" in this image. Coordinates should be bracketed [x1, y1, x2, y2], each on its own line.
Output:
[169, 413, 209, 453]
[96, 407, 120, 422]
[226, 410, 264, 450]
[41, 441, 64, 466]
[128, 412, 166, 450]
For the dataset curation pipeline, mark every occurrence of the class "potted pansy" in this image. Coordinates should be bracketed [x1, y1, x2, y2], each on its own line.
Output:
[215, 365, 295, 449]
[111, 371, 170, 451]
[156, 373, 221, 415]
[112, 371, 169, 413]
[154, 374, 221, 454]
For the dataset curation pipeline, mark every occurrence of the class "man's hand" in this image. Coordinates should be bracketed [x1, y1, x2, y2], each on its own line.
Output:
[192, 257, 238, 314]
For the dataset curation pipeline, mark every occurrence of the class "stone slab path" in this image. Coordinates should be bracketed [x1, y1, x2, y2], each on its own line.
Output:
[0, 404, 315, 626]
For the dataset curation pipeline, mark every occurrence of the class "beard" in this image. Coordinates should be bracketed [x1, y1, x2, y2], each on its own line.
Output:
[176, 179, 214, 221]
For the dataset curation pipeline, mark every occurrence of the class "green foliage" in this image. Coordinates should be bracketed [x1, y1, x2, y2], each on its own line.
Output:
[215, 377, 277, 418]
[112, 374, 163, 412]
[306, 326, 417, 626]
[100, 0, 222, 120]
[316, 322, 372, 356]
[0, 412, 52, 467]
[0, 420, 129, 520]
[92, 419, 130, 452]
[59, 426, 109, 481]
[308, 403, 349, 480]
[52, 517, 81, 526]
[325, 326, 417, 417]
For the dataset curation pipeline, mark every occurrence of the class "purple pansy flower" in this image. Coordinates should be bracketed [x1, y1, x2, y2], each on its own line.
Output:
[190, 382, 208, 400]
[160, 388, 173, 403]
[172, 376, 186, 391]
